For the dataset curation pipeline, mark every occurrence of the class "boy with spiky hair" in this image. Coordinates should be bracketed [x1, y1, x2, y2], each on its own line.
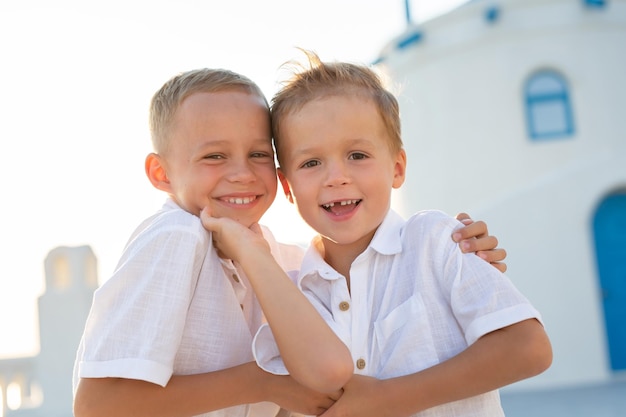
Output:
[203, 51, 551, 416]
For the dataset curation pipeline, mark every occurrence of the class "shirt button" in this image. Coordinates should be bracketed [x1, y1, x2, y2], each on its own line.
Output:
[232, 274, 240, 283]
[339, 301, 350, 311]
[356, 358, 366, 370]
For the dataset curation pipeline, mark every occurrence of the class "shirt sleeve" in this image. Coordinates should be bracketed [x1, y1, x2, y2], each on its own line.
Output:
[424, 212, 543, 346]
[251, 324, 290, 375]
[449, 247, 543, 346]
[77, 212, 210, 386]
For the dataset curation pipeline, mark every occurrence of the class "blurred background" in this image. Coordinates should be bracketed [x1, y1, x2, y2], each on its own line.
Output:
[1, 0, 625, 416]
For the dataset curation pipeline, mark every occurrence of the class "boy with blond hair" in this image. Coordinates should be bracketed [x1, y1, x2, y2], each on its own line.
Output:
[73, 68, 352, 417]
[74, 66, 509, 417]
[203, 51, 552, 417]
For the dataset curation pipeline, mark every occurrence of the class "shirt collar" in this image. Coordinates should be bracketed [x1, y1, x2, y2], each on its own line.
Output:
[370, 209, 404, 256]
[298, 210, 404, 283]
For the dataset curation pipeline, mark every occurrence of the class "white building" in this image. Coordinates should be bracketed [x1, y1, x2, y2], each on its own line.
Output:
[377, 0, 626, 390]
[0, 246, 97, 417]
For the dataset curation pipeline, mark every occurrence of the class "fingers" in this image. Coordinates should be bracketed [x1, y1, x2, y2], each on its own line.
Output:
[307, 389, 343, 416]
[476, 247, 507, 263]
[200, 207, 215, 229]
[452, 214, 508, 273]
[477, 258, 508, 273]
[455, 212, 472, 223]
[458, 234, 499, 253]
[328, 388, 344, 401]
[477, 249, 508, 273]
[452, 220, 488, 243]
[476, 248, 507, 269]
[490, 262, 507, 273]
[249, 222, 263, 236]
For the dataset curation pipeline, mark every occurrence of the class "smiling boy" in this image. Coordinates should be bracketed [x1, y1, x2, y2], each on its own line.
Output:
[203, 52, 552, 417]
[72, 69, 352, 417]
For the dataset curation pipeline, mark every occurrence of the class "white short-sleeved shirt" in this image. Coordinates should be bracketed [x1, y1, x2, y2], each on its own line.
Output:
[254, 209, 542, 417]
[73, 198, 304, 417]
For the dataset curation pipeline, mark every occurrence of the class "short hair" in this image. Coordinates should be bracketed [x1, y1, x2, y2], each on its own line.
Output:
[271, 50, 402, 165]
[149, 68, 268, 154]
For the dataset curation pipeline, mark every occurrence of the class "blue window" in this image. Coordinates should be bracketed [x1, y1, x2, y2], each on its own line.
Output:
[525, 70, 575, 140]
[583, 0, 606, 8]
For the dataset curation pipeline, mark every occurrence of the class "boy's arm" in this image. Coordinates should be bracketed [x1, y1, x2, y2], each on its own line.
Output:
[74, 362, 340, 417]
[321, 318, 552, 417]
[453, 213, 508, 272]
[200, 208, 353, 394]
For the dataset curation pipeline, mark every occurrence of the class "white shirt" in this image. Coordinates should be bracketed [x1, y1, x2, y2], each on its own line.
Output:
[254, 209, 542, 417]
[73, 199, 304, 417]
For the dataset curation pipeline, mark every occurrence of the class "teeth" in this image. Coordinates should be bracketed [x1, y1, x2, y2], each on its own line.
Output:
[322, 199, 359, 208]
[226, 196, 256, 205]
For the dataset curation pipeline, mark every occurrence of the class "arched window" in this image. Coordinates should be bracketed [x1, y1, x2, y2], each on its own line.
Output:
[525, 70, 575, 140]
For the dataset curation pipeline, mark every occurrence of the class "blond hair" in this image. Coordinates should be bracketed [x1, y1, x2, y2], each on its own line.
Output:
[149, 68, 268, 154]
[271, 50, 402, 165]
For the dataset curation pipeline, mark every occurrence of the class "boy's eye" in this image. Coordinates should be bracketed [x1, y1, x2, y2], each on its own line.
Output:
[250, 151, 272, 158]
[349, 152, 367, 160]
[204, 154, 225, 160]
[301, 160, 320, 169]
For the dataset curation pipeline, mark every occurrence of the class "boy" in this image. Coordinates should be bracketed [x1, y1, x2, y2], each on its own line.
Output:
[73, 67, 509, 417]
[202, 51, 552, 416]
[72, 68, 352, 417]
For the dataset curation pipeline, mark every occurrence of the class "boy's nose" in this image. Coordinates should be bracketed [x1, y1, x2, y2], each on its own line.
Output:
[323, 163, 351, 187]
[227, 161, 256, 183]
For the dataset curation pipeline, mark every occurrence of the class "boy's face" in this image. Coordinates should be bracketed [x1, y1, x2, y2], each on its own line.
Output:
[155, 91, 277, 227]
[277, 95, 406, 250]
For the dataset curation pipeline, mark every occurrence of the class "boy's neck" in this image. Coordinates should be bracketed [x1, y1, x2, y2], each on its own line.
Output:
[316, 231, 376, 291]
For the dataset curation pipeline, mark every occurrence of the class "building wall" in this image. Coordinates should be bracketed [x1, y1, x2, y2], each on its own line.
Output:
[378, 0, 626, 390]
[0, 246, 97, 417]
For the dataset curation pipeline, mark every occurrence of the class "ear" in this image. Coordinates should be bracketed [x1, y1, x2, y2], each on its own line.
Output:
[145, 153, 173, 193]
[277, 167, 294, 204]
[392, 149, 407, 189]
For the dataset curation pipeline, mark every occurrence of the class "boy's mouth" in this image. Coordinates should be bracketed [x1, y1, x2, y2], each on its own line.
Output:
[222, 196, 258, 205]
[321, 199, 361, 215]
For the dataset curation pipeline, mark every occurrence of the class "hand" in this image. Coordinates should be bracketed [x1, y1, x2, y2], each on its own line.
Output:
[452, 213, 507, 273]
[200, 207, 270, 262]
[320, 375, 390, 417]
[268, 374, 343, 416]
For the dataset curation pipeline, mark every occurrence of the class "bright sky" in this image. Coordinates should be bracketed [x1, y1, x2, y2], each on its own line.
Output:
[0, 0, 467, 358]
